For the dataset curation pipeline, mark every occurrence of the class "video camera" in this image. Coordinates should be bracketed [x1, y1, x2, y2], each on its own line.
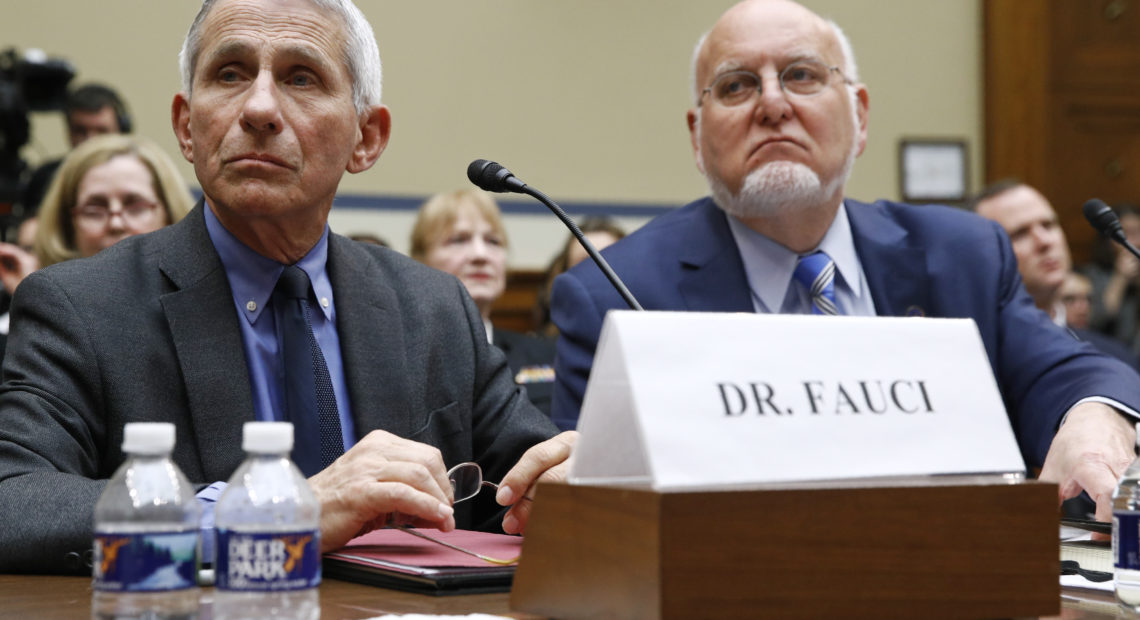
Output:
[0, 48, 75, 214]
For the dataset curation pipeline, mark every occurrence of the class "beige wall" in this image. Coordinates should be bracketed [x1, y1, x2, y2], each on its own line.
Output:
[3, 0, 981, 267]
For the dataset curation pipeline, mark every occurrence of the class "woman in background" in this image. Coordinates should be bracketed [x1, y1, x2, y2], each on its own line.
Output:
[0, 134, 192, 365]
[35, 134, 194, 271]
[410, 188, 555, 416]
[534, 216, 627, 337]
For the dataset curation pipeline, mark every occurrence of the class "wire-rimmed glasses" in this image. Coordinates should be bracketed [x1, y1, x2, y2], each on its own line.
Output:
[698, 59, 853, 108]
[391, 462, 525, 565]
[448, 461, 501, 503]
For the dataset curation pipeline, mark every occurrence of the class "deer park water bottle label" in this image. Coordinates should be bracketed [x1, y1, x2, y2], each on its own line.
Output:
[92, 531, 199, 592]
[215, 529, 321, 591]
[1116, 512, 1140, 570]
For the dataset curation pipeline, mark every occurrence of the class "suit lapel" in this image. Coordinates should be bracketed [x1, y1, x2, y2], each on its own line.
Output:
[158, 202, 254, 481]
[327, 235, 413, 438]
[845, 200, 931, 317]
[676, 199, 754, 312]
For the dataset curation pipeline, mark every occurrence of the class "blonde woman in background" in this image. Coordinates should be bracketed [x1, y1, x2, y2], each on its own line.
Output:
[35, 134, 194, 271]
[0, 134, 192, 365]
[410, 188, 556, 416]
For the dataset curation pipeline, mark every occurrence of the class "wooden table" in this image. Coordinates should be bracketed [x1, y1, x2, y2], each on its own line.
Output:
[0, 574, 540, 619]
[0, 574, 1128, 619]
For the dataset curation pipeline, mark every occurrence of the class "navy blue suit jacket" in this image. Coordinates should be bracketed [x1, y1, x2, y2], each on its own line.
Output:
[550, 197, 1140, 468]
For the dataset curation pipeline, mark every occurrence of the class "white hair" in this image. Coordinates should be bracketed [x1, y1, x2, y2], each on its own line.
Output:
[689, 31, 710, 108]
[178, 0, 383, 114]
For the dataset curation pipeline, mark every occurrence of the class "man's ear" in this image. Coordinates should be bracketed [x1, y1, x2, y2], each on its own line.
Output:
[347, 105, 391, 174]
[687, 108, 705, 175]
[171, 93, 194, 163]
[853, 85, 870, 158]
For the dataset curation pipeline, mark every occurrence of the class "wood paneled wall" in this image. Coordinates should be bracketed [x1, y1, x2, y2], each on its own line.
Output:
[986, 0, 1140, 264]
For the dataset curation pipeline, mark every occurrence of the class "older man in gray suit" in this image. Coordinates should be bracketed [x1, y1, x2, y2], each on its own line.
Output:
[0, 0, 573, 574]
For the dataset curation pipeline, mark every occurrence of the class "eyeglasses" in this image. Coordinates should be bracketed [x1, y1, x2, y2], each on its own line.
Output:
[72, 197, 160, 229]
[699, 60, 853, 108]
[392, 462, 529, 565]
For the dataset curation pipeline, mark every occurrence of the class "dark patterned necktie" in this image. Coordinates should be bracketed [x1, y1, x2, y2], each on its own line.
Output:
[273, 265, 343, 476]
[793, 251, 840, 315]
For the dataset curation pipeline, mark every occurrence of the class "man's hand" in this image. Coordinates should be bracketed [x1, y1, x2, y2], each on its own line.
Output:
[494, 431, 578, 535]
[309, 430, 456, 552]
[0, 243, 37, 294]
[1038, 402, 1136, 527]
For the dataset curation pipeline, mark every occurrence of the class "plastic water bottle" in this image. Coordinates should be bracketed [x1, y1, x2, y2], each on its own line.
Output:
[1114, 422, 1140, 610]
[92, 422, 201, 619]
[213, 422, 320, 620]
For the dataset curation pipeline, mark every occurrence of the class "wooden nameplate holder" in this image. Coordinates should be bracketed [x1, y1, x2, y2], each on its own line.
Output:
[511, 477, 1059, 619]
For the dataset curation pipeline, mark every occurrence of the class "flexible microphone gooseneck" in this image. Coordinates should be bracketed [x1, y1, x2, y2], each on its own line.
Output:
[1083, 198, 1140, 261]
[466, 159, 643, 311]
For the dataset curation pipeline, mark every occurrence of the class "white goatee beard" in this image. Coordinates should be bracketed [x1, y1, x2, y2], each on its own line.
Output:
[696, 106, 860, 220]
[704, 145, 856, 219]
[706, 161, 824, 219]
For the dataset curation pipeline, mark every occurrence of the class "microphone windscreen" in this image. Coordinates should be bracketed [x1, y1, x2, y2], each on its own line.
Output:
[466, 159, 491, 187]
[1083, 198, 1121, 237]
[466, 159, 516, 193]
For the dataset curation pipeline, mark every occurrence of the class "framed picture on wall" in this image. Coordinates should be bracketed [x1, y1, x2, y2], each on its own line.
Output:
[898, 139, 969, 204]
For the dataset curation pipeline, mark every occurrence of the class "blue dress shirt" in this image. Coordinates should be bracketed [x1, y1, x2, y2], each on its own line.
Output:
[726, 202, 875, 316]
[196, 203, 356, 560]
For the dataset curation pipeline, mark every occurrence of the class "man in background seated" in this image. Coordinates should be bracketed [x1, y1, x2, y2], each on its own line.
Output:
[0, 0, 572, 575]
[21, 83, 131, 215]
[971, 180, 1139, 370]
[550, 0, 1140, 522]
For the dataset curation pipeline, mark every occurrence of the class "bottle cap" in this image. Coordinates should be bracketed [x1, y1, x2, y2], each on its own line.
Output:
[243, 421, 294, 453]
[121, 422, 176, 454]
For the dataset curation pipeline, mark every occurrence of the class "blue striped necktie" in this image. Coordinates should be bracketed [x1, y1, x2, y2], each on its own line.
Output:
[793, 251, 840, 315]
[274, 265, 343, 476]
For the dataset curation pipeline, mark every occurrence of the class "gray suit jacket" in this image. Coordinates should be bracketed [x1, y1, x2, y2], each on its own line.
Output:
[0, 204, 557, 574]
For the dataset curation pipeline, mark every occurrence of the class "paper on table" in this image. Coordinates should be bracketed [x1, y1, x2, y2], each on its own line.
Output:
[1060, 527, 1112, 592]
[1061, 574, 1113, 593]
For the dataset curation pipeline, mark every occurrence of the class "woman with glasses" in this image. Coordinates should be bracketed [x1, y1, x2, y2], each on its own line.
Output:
[35, 134, 194, 272]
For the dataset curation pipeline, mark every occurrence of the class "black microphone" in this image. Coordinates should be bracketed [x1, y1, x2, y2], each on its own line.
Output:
[1083, 199, 1127, 243]
[467, 159, 527, 193]
[1084, 198, 1140, 262]
[466, 159, 643, 311]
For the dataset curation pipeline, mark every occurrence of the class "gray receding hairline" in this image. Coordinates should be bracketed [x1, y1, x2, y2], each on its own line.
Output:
[178, 0, 384, 114]
[688, 15, 860, 106]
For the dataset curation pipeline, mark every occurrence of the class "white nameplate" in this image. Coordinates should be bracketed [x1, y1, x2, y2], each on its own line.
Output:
[568, 311, 1025, 490]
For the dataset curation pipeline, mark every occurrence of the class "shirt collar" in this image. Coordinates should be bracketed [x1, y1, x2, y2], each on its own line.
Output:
[203, 202, 335, 325]
[726, 201, 865, 312]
